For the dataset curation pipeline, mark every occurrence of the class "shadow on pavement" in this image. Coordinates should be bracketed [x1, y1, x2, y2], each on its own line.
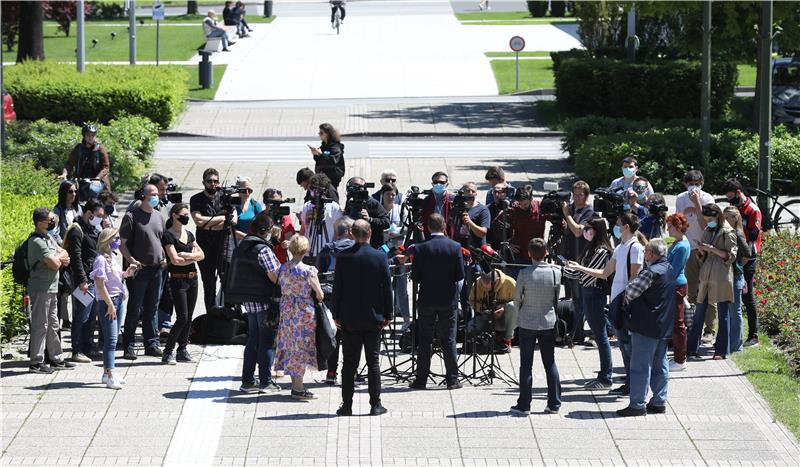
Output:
[259, 413, 337, 421]
[350, 103, 540, 131]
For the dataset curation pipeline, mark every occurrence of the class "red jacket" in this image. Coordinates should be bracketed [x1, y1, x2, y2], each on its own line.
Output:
[421, 192, 454, 238]
[738, 197, 762, 255]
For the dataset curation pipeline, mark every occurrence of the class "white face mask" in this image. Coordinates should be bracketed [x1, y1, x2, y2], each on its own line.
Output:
[89, 215, 103, 227]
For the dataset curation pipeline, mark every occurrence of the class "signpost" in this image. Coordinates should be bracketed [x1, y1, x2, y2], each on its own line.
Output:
[509, 36, 525, 91]
[152, 1, 165, 65]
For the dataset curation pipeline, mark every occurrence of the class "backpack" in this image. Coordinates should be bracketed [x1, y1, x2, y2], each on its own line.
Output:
[12, 233, 43, 287]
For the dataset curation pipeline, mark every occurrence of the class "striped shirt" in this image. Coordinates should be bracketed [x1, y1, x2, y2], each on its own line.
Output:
[563, 247, 611, 289]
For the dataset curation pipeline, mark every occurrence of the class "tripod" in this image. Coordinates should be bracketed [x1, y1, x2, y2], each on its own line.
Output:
[307, 201, 331, 257]
[495, 202, 515, 263]
[215, 206, 241, 308]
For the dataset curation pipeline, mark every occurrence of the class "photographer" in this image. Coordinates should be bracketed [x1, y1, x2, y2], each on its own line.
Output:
[420, 171, 454, 238]
[343, 177, 390, 250]
[508, 186, 545, 269]
[263, 188, 296, 263]
[190, 168, 238, 312]
[559, 180, 595, 346]
[453, 182, 490, 248]
[626, 177, 650, 220]
[487, 182, 513, 254]
[297, 167, 339, 204]
[309, 123, 345, 189]
[484, 166, 514, 205]
[469, 266, 518, 354]
[640, 193, 668, 240]
[299, 173, 343, 256]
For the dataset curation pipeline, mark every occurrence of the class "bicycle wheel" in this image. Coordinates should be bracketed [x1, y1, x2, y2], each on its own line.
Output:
[773, 199, 800, 235]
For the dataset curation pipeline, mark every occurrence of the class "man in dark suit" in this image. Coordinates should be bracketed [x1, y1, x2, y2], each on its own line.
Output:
[332, 220, 393, 416]
[409, 214, 465, 389]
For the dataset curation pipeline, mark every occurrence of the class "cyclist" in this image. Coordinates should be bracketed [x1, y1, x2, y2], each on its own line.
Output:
[61, 124, 112, 198]
[330, 0, 346, 28]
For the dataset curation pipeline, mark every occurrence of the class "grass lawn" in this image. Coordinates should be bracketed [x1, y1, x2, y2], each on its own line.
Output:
[457, 11, 576, 24]
[486, 51, 552, 58]
[186, 64, 226, 100]
[88, 14, 276, 24]
[490, 58, 554, 94]
[732, 335, 800, 440]
[738, 63, 757, 87]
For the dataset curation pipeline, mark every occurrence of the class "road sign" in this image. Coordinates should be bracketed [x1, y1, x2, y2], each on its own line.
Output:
[509, 36, 525, 52]
[152, 1, 165, 20]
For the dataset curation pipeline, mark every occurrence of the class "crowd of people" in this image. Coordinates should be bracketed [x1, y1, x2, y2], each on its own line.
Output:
[19, 122, 763, 418]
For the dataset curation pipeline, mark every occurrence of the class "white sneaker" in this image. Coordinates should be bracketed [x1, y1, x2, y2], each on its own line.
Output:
[102, 373, 126, 385]
[669, 360, 686, 372]
[106, 377, 124, 390]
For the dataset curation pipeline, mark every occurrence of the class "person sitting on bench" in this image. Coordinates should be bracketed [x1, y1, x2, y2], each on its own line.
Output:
[202, 10, 235, 51]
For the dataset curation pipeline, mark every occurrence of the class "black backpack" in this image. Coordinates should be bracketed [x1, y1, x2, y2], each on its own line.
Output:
[12, 233, 43, 287]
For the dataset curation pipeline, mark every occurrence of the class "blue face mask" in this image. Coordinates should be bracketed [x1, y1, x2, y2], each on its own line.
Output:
[148, 196, 159, 208]
[432, 183, 446, 195]
[613, 225, 622, 238]
[623, 167, 636, 178]
[707, 221, 718, 229]
[623, 203, 631, 211]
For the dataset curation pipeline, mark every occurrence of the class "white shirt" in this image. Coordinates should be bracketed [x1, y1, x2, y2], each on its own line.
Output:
[383, 204, 403, 245]
[300, 201, 343, 255]
[675, 189, 715, 248]
[611, 237, 645, 300]
[610, 176, 654, 197]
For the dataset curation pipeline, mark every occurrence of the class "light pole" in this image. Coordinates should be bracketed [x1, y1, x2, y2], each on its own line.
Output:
[757, 0, 773, 220]
[129, 0, 136, 65]
[700, 0, 711, 171]
[77, 0, 85, 72]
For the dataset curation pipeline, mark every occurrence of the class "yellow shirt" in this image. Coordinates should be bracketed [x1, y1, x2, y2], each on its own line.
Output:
[469, 270, 516, 312]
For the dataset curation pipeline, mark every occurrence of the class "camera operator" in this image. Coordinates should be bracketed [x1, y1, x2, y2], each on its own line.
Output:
[420, 171, 454, 238]
[297, 167, 339, 204]
[487, 182, 514, 254]
[640, 193, 668, 240]
[300, 173, 343, 256]
[484, 166, 514, 205]
[453, 182, 490, 248]
[190, 168, 238, 312]
[343, 177, 390, 250]
[60, 124, 111, 194]
[508, 186, 546, 271]
[469, 265, 518, 354]
[371, 169, 404, 206]
[262, 188, 296, 263]
[559, 180, 595, 346]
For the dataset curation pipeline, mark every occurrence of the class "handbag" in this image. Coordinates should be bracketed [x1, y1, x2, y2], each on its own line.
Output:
[314, 298, 337, 371]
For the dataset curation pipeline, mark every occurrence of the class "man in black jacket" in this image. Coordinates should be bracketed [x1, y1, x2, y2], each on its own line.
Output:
[332, 220, 392, 417]
[344, 177, 390, 249]
[408, 214, 465, 390]
[64, 199, 104, 363]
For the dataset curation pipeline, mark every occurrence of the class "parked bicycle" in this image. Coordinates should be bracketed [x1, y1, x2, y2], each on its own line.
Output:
[714, 177, 800, 234]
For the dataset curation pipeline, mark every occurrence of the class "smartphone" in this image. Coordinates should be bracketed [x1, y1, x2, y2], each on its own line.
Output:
[556, 255, 568, 265]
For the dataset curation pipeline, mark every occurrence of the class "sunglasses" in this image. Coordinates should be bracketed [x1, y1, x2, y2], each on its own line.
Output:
[384, 178, 397, 183]
[204, 179, 220, 185]
[67, 190, 78, 194]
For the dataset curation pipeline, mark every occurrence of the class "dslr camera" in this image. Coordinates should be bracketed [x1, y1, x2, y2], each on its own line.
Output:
[648, 201, 668, 217]
[593, 187, 626, 219]
[346, 181, 375, 214]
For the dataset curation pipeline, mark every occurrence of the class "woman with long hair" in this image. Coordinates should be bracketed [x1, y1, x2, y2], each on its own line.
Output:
[563, 217, 614, 389]
[723, 207, 751, 354]
[665, 213, 691, 371]
[309, 123, 345, 188]
[162, 203, 204, 364]
[91, 227, 137, 389]
[53, 180, 82, 328]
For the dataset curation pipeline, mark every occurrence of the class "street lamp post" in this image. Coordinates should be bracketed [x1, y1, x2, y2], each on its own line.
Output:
[129, 0, 137, 65]
[700, 0, 711, 171]
[757, 0, 773, 219]
[77, 0, 86, 72]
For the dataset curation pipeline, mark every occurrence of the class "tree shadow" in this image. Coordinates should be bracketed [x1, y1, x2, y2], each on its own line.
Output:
[350, 102, 543, 131]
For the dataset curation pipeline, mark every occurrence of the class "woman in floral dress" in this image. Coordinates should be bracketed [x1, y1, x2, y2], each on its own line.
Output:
[274, 235, 325, 400]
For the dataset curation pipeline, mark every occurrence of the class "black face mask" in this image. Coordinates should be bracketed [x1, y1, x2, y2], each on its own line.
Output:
[177, 215, 190, 225]
[47, 220, 56, 231]
[728, 195, 740, 206]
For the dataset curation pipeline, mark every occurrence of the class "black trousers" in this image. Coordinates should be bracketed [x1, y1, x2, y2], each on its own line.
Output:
[197, 240, 221, 312]
[164, 278, 198, 353]
[416, 306, 459, 385]
[327, 330, 341, 373]
[743, 258, 759, 340]
[330, 4, 346, 22]
[340, 326, 381, 408]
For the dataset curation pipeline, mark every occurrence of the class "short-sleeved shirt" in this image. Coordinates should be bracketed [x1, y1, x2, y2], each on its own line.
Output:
[119, 207, 164, 265]
[235, 199, 265, 234]
[27, 234, 59, 293]
[610, 237, 645, 300]
[242, 245, 281, 314]
[456, 203, 491, 248]
[675, 189, 715, 248]
[563, 203, 594, 261]
[190, 191, 225, 245]
[90, 254, 126, 298]
[162, 229, 197, 274]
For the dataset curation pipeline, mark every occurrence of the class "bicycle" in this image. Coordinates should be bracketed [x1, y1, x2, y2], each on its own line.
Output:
[714, 177, 800, 234]
[331, 0, 343, 35]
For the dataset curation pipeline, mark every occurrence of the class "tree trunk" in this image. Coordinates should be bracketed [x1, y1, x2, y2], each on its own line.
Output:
[187, 1, 198, 15]
[752, 8, 762, 132]
[16, 1, 44, 62]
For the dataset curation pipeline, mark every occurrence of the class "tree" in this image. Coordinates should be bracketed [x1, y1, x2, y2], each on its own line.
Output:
[16, 0, 44, 62]
[43, 1, 80, 37]
[187, 1, 199, 15]
[1, 1, 20, 52]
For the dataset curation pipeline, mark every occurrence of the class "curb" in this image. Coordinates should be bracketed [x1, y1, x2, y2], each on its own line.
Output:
[158, 131, 566, 139]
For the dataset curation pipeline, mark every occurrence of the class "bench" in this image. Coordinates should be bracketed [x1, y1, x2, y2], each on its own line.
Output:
[201, 25, 238, 52]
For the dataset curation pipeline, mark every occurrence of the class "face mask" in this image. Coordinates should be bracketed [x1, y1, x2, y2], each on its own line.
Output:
[148, 196, 160, 208]
[110, 239, 121, 251]
[47, 220, 56, 231]
[707, 220, 718, 229]
[622, 167, 636, 178]
[623, 203, 631, 211]
[432, 183, 446, 195]
[687, 184, 700, 194]
[728, 195, 740, 206]
[89, 215, 103, 227]
[582, 229, 595, 242]
[177, 215, 190, 226]
[637, 192, 647, 202]
[613, 225, 622, 238]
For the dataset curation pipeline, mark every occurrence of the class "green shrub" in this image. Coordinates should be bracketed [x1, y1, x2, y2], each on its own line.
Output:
[527, 1, 548, 17]
[5, 115, 157, 192]
[550, 1, 566, 17]
[4, 61, 188, 128]
[554, 58, 737, 119]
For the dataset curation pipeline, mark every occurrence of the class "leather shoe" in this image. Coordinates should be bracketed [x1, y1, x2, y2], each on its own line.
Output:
[447, 380, 463, 390]
[408, 380, 426, 390]
[616, 406, 646, 417]
[646, 403, 666, 414]
[336, 405, 352, 416]
[370, 404, 387, 416]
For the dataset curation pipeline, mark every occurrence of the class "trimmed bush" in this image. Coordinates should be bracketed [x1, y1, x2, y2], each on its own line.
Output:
[5, 115, 158, 192]
[527, 1, 548, 17]
[4, 61, 188, 128]
[554, 57, 738, 119]
[550, 1, 566, 17]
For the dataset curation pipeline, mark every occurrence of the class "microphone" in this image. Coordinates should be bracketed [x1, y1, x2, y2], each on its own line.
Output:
[480, 244, 504, 263]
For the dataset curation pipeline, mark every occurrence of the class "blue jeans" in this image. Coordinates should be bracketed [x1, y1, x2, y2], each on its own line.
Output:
[242, 311, 276, 385]
[629, 332, 669, 410]
[730, 275, 745, 353]
[71, 284, 98, 354]
[99, 295, 123, 370]
[517, 328, 561, 411]
[207, 29, 230, 49]
[393, 265, 410, 321]
[687, 300, 731, 357]
[582, 286, 612, 384]
[122, 266, 163, 350]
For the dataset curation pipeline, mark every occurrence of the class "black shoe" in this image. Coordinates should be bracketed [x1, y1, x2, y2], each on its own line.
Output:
[176, 349, 194, 363]
[144, 346, 163, 357]
[29, 363, 54, 374]
[646, 403, 666, 414]
[370, 404, 387, 416]
[609, 384, 629, 396]
[50, 360, 76, 370]
[408, 379, 426, 390]
[62, 320, 71, 330]
[616, 406, 646, 417]
[122, 348, 138, 360]
[222, 48, 231, 52]
[336, 405, 352, 416]
[447, 381, 463, 390]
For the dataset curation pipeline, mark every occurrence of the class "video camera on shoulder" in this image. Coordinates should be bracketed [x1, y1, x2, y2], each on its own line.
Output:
[539, 181, 571, 221]
[346, 180, 375, 213]
[451, 187, 475, 220]
[403, 185, 431, 213]
[266, 197, 295, 224]
[166, 177, 182, 204]
[593, 186, 627, 219]
[218, 185, 248, 210]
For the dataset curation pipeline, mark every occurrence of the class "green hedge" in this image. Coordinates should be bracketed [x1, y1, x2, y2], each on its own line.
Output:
[0, 160, 59, 342]
[5, 115, 158, 192]
[4, 62, 188, 129]
[554, 58, 738, 119]
[571, 125, 800, 195]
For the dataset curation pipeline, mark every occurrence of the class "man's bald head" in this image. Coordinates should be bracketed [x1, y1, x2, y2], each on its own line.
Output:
[352, 219, 372, 244]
